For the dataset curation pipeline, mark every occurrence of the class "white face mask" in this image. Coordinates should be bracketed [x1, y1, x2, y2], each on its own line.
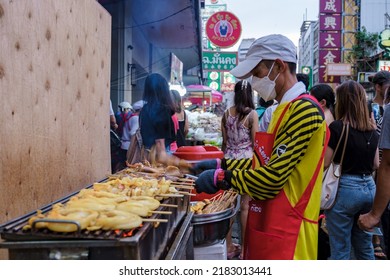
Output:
[252, 62, 280, 101]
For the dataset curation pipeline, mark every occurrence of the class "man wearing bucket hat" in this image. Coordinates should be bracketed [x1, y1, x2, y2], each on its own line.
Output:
[193, 34, 329, 260]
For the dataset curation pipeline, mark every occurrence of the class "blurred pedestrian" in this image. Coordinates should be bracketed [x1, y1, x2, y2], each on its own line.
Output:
[110, 100, 121, 173]
[367, 71, 390, 259]
[359, 85, 390, 258]
[310, 83, 336, 260]
[358, 104, 390, 246]
[129, 100, 144, 136]
[171, 90, 189, 147]
[296, 73, 310, 91]
[368, 71, 390, 129]
[310, 84, 335, 126]
[110, 100, 118, 130]
[115, 101, 134, 172]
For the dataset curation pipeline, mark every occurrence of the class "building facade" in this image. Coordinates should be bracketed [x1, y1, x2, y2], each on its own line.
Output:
[298, 0, 390, 88]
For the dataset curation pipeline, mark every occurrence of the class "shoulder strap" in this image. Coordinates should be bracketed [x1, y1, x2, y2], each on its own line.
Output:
[338, 124, 349, 167]
[243, 110, 252, 123]
[256, 107, 266, 120]
[272, 102, 291, 133]
[330, 123, 348, 163]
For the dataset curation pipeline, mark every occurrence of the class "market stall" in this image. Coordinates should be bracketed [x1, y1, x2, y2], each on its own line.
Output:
[0, 166, 195, 260]
[186, 111, 223, 146]
[184, 84, 223, 108]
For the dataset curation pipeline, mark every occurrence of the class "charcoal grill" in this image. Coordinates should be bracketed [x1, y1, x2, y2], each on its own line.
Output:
[0, 179, 194, 260]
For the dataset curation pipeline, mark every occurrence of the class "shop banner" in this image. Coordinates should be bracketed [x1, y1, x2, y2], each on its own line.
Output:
[319, 32, 341, 48]
[319, 49, 341, 65]
[319, 14, 342, 31]
[320, 0, 342, 14]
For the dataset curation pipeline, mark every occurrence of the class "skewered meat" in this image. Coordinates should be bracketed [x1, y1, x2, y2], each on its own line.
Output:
[116, 201, 154, 217]
[23, 210, 47, 230]
[130, 196, 160, 210]
[95, 210, 142, 230]
[45, 207, 99, 233]
[165, 166, 181, 177]
[66, 198, 116, 211]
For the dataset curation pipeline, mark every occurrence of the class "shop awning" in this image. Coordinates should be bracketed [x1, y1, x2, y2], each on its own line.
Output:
[185, 85, 223, 106]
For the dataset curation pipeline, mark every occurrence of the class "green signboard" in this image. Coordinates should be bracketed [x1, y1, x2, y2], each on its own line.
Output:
[202, 51, 238, 71]
[301, 66, 313, 91]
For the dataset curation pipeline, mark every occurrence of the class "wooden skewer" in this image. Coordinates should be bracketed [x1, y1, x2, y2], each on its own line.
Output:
[170, 181, 195, 186]
[209, 192, 223, 201]
[178, 178, 195, 182]
[142, 218, 168, 223]
[156, 193, 184, 198]
[150, 210, 172, 215]
[176, 191, 196, 196]
[160, 203, 178, 208]
[172, 185, 194, 190]
[107, 175, 120, 180]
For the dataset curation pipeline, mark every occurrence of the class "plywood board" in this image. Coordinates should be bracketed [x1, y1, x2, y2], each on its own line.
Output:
[0, 0, 112, 227]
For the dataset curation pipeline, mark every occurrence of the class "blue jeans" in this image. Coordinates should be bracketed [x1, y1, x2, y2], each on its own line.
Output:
[324, 174, 376, 260]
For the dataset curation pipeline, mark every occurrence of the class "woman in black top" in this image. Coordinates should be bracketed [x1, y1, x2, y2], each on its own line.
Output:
[140, 73, 189, 167]
[324, 80, 380, 260]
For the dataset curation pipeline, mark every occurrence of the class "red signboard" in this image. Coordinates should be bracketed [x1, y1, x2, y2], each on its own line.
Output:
[318, 0, 343, 83]
[319, 32, 341, 48]
[205, 11, 241, 48]
[319, 14, 342, 31]
[319, 49, 341, 65]
[319, 0, 342, 14]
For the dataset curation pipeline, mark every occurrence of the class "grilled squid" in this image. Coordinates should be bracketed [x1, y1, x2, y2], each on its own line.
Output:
[45, 207, 99, 233]
[95, 210, 142, 230]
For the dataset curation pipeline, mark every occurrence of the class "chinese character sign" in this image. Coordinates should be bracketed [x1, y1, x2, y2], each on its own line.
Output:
[319, 50, 341, 65]
[320, 0, 342, 13]
[318, 0, 342, 83]
[319, 32, 341, 48]
[319, 14, 341, 31]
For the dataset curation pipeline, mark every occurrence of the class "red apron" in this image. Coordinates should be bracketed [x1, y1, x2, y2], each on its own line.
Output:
[245, 95, 326, 260]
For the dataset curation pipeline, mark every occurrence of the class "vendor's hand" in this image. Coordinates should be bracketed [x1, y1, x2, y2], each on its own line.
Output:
[358, 211, 381, 231]
[190, 159, 221, 175]
[195, 169, 232, 194]
[194, 169, 220, 194]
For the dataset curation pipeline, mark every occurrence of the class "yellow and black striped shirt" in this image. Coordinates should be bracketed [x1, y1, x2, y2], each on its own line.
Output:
[226, 98, 327, 201]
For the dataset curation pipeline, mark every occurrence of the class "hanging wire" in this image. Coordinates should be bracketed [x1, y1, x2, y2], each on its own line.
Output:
[110, 55, 170, 85]
[110, 63, 170, 87]
[110, 64, 171, 91]
[112, 5, 191, 31]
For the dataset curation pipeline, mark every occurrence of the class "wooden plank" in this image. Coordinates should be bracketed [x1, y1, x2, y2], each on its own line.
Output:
[0, 0, 112, 229]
